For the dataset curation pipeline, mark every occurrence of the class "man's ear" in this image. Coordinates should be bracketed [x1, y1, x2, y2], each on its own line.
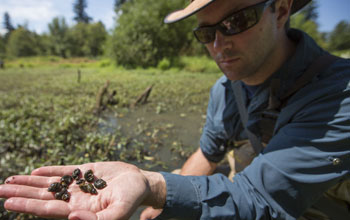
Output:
[275, 0, 293, 29]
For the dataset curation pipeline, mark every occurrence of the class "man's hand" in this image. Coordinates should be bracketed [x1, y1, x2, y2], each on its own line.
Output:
[0, 162, 166, 220]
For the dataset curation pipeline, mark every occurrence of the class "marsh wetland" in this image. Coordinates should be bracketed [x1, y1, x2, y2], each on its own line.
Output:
[0, 57, 221, 219]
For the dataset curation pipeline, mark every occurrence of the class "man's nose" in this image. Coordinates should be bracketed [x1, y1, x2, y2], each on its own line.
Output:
[213, 30, 232, 52]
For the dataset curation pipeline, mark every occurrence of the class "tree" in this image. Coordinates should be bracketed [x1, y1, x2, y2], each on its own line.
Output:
[67, 23, 89, 56]
[48, 17, 69, 57]
[0, 35, 5, 59]
[6, 27, 38, 57]
[109, 0, 196, 67]
[73, 0, 92, 24]
[290, 13, 326, 49]
[33, 33, 51, 56]
[86, 22, 107, 56]
[3, 12, 15, 33]
[290, 2, 327, 49]
[114, 0, 128, 12]
[299, 1, 318, 22]
[67, 22, 107, 57]
[328, 20, 350, 51]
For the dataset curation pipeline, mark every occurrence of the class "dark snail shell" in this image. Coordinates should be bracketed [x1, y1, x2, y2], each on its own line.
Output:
[61, 192, 70, 201]
[54, 189, 68, 200]
[48, 182, 62, 192]
[87, 183, 97, 195]
[72, 168, 81, 180]
[79, 183, 89, 193]
[94, 179, 107, 189]
[61, 175, 73, 186]
[76, 179, 85, 185]
[84, 170, 95, 182]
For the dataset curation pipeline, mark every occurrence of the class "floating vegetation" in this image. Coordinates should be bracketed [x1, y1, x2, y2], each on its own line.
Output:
[0, 66, 216, 219]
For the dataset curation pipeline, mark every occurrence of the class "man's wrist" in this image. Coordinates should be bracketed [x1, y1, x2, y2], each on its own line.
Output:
[141, 170, 166, 209]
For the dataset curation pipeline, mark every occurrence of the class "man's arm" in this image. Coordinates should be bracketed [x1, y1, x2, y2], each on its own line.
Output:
[155, 64, 350, 219]
[180, 147, 217, 176]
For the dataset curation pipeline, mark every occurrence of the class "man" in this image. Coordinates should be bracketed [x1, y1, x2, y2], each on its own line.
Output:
[0, 0, 349, 219]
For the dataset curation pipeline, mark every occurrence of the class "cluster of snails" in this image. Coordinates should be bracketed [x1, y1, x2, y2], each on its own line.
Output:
[47, 168, 107, 202]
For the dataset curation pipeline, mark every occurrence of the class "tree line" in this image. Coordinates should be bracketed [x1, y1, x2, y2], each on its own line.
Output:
[0, 0, 349, 68]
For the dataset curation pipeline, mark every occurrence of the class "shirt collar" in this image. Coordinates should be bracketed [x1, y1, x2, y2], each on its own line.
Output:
[267, 28, 327, 97]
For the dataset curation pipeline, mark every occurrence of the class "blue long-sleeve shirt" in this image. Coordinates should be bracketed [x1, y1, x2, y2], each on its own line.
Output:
[156, 29, 350, 219]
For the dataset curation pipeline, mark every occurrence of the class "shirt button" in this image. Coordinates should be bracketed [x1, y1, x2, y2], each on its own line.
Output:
[332, 158, 341, 166]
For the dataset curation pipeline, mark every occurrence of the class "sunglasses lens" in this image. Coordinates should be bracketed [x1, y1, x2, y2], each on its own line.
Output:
[194, 27, 215, 44]
[222, 8, 257, 35]
[193, 0, 268, 44]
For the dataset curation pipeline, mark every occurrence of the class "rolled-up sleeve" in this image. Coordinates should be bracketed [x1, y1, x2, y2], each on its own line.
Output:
[200, 79, 230, 163]
[199, 88, 225, 162]
[157, 72, 350, 219]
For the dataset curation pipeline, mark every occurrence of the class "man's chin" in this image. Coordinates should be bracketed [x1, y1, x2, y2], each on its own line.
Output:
[218, 65, 242, 81]
[222, 71, 241, 81]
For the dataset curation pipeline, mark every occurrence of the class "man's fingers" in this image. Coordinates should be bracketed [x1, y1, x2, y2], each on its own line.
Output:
[31, 165, 79, 177]
[5, 175, 60, 188]
[4, 197, 70, 218]
[68, 206, 124, 220]
[69, 210, 97, 220]
[140, 206, 162, 220]
[0, 184, 54, 200]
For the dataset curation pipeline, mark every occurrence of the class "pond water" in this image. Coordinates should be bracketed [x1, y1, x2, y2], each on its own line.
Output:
[100, 106, 206, 219]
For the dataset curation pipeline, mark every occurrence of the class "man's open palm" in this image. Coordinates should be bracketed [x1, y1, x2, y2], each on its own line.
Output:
[0, 162, 149, 220]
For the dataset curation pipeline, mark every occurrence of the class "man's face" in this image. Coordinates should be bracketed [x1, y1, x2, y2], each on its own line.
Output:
[196, 0, 279, 84]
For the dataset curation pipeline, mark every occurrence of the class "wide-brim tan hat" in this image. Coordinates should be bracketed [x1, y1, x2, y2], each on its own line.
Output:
[164, 0, 312, 23]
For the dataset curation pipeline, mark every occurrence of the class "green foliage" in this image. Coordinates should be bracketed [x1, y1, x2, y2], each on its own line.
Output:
[109, 0, 197, 68]
[290, 13, 327, 49]
[67, 22, 107, 57]
[114, 0, 128, 12]
[67, 23, 89, 56]
[73, 0, 92, 23]
[98, 58, 113, 67]
[180, 56, 220, 73]
[157, 58, 171, 70]
[328, 20, 350, 51]
[86, 22, 108, 56]
[48, 17, 70, 57]
[331, 49, 350, 59]
[0, 35, 5, 59]
[0, 64, 218, 176]
[6, 27, 40, 57]
[299, 1, 318, 22]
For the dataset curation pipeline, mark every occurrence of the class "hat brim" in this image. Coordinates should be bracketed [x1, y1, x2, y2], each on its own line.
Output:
[164, 0, 215, 24]
[164, 0, 312, 24]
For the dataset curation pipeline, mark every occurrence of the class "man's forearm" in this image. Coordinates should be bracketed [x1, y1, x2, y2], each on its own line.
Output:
[180, 147, 217, 176]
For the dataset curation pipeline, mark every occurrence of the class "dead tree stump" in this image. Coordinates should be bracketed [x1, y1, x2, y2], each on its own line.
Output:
[0, 60, 4, 69]
[77, 69, 81, 83]
[94, 80, 110, 115]
[131, 85, 153, 107]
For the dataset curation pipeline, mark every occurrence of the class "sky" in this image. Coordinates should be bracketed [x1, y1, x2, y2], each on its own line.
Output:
[0, 0, 349, 35]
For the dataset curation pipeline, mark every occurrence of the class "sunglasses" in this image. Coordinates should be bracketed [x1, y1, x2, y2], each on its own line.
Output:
[193, 0, 275, 44]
